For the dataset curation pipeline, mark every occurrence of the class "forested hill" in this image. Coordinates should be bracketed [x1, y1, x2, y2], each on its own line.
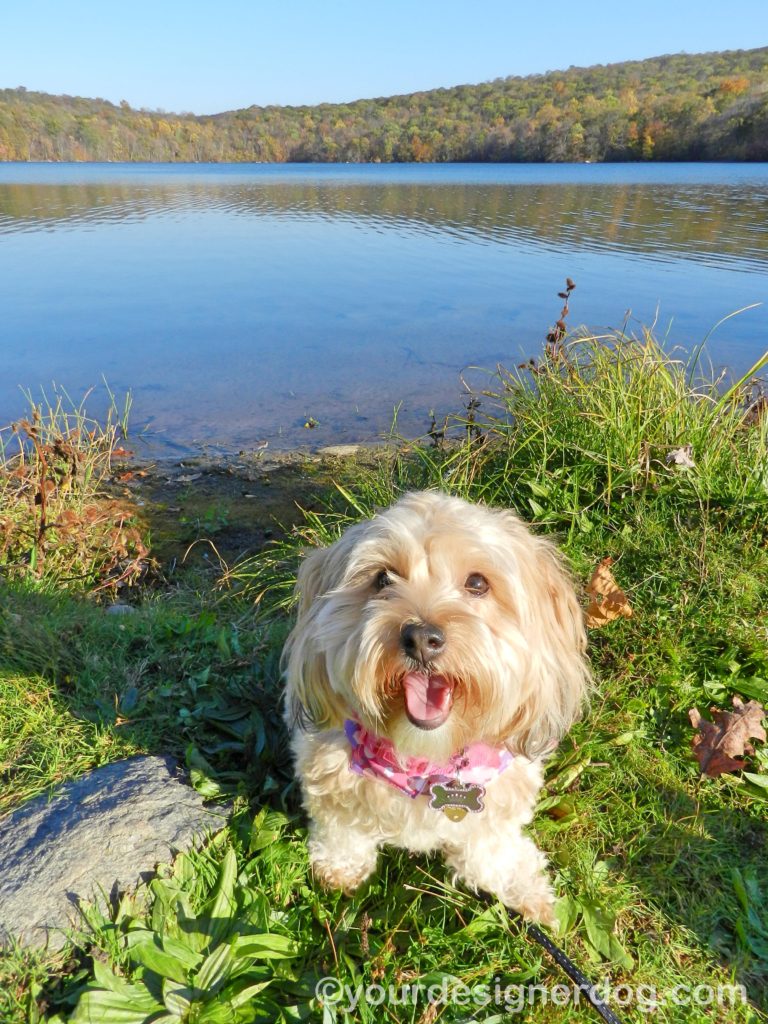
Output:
[2, 47, 767, 163]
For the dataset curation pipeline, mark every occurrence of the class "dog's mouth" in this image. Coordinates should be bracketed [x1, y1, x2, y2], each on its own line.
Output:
[402, 672, 454, 730]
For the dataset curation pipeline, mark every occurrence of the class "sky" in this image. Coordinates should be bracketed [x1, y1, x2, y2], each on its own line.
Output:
[2, 0, 767, 114]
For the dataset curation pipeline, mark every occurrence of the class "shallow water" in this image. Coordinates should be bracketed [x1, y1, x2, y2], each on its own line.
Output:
[1, 162, 766, 451]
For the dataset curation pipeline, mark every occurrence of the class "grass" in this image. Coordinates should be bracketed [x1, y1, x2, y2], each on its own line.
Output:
[1, 331, 768, 1023]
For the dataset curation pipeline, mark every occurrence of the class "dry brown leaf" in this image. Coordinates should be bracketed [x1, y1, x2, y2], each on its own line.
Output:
[689, 697, 767, 778]
[584, 557, 633, 629]
[55, 509, 81, 528]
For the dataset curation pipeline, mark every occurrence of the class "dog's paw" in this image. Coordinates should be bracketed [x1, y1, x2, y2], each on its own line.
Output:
[311, 859, 372, 895]
[516, 887, 557, 928]
[308, 839, 377, 895]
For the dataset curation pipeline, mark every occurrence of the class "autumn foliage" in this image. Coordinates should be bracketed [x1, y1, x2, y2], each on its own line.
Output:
[1, 46, 767, 163]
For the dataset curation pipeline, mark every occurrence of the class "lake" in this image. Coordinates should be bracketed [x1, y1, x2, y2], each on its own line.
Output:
[1, 162, 767, 453]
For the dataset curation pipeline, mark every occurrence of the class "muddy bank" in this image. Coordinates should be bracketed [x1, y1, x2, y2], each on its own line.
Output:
[116, 443, 389, 573]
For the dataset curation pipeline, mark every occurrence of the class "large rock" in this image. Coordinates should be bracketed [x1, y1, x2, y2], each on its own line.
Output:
[0, 755, 228, 949]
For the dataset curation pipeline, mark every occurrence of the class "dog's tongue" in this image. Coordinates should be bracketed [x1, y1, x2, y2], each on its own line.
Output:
[403, 672, 453, 728]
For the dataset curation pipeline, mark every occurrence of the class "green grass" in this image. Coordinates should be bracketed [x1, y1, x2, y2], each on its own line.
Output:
[2, 331, 768, 1023]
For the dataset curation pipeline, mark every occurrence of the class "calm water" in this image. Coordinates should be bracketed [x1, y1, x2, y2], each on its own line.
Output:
[1, 162, 767, 452]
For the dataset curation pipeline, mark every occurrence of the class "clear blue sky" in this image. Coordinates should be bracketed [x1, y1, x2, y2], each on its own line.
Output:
[3, 0, 767, 114]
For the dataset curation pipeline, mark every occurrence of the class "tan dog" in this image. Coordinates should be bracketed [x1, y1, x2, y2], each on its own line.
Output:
[283, 491, 590, 923]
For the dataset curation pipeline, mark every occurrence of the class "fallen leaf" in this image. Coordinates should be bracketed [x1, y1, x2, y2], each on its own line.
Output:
[665, 445, 696, 470]
[689, 697, 767, 778]
[584, 557, 633, 629]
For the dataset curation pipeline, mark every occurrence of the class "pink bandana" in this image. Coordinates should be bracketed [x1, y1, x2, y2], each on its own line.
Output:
[345, 719, 514, 801]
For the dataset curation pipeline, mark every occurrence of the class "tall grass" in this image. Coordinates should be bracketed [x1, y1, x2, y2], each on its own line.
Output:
[0, 386, 148, 591]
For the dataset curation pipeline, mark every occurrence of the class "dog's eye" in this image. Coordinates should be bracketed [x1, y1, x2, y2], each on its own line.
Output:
[374, 569, 393, 591]
[464, 573, 489, 596]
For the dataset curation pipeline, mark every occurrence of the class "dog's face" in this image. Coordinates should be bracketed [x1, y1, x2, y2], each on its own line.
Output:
[284, 491, 589, 761]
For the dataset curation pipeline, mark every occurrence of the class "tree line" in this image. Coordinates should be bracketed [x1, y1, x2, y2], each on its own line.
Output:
[1, 47, 767, 163]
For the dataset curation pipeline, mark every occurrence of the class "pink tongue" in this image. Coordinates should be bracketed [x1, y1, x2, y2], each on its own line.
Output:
[403, 672, 453, 723]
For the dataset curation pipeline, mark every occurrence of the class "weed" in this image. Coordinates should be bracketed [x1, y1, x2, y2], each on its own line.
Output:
[0, 386, 148, 591]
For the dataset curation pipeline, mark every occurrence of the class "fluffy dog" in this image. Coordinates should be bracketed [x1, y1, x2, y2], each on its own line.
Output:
[283, 491, 590, 924]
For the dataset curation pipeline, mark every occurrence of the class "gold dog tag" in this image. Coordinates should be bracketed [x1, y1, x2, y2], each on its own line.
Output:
[429, 781, 485, 821]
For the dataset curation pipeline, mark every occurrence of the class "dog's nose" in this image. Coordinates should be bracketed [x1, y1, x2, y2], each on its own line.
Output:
[400, 622, 445, 664]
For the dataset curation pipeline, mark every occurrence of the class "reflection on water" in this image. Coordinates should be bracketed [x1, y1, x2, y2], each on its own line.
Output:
[0, 164, 766, 451]
[3, 176, 768, 272]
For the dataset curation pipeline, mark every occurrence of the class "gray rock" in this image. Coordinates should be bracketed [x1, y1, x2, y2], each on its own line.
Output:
[318, 444, 362, 457]
[105, 602, 136, 615]
[0, 756, 228, 949]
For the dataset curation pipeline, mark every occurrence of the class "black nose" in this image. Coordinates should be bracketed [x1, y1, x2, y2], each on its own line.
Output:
[400, 622, 446, 664]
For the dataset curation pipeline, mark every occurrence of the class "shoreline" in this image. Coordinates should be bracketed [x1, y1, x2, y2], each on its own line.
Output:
[118, 440, 394, 570]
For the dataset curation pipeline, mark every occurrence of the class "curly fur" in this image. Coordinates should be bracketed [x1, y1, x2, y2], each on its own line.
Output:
[282, 490, 590, 923]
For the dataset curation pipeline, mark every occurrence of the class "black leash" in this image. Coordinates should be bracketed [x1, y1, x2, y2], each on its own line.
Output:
[507, 911, 625, 1024]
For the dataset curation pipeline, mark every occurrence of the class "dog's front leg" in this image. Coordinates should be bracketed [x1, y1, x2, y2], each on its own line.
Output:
[444, 828, 556, 926]
[294, 732, 380, 894]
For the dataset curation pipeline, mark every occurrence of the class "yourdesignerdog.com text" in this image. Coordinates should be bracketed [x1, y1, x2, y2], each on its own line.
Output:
[315, 975, 747, 1014]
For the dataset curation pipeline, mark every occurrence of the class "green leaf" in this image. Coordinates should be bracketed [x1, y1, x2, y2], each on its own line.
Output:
[548, 757, 591, 791]
[196, 1003, 237, 1023]
[578, 511, 594, 533]
[160, 934, 205, 972]
[195, 940, 235, 994]
[527, 497, 545, 517]
[216, 627, 231, 659]
[125, 934, 189, 984]
[190, 769, 225, 798]
[83, 960, 167, 1017]
[454, 905, 505, 938]
[608, 730, 642, 746]
[239, 889, 272, 930]
[232, 932, 299, 959]
[90, 959, 150, 1000]
[607, 933, 635, 970]
[223, 977, 273, 1009]
[743, 772, 768, 790]
[525, 478, 551, 498]
[580, 900, 633, 968]
[732, 868, 750, 914]
[554, 895, 579, 936]
[733, 677, 768, 702]
[743, 783, 768, 803]
[581, 900, 615, 958]
[201, 846, 238, 949]
[177, 901, 210, 955]
[162, 979, 196, 1016]
[171, 851, 198, 887]
[69, 988, 163, 1024]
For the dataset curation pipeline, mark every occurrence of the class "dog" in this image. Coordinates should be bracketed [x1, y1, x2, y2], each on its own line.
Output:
[282, 490, 590, 924]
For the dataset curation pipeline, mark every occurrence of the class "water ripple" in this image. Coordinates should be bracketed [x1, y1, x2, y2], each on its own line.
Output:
[1, 171, 767, 274]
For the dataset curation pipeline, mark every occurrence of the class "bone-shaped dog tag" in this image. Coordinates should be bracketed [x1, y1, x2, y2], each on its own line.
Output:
[429, 781, 485, 821]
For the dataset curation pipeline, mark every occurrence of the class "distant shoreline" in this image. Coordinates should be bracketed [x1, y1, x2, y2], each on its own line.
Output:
[2, 46, 766, 163]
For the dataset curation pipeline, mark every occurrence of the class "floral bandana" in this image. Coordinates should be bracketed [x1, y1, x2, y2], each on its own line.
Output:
[344, 719, 515, 820]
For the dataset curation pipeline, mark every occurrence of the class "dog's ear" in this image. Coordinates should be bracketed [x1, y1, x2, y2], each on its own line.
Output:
[282, 535, 356, 730]
[504, 523, 591, 757]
